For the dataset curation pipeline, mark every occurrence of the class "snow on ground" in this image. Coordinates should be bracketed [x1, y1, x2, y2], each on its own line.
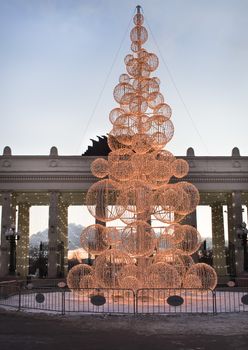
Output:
[0, 306, 248, 336]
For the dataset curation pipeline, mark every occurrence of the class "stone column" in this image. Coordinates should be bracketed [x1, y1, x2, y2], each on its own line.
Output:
[48, 192, 61, 278]
[0, 192, 16, 277]
[211, 203, 227, 276]
[48, 193, 69, 278]
[16, 204, 30, 277]
[227, 191, 243, 276]
[58, 202, 68, 277]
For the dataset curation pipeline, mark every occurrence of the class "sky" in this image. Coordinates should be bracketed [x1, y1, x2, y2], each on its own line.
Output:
[0, 0, 247, 238]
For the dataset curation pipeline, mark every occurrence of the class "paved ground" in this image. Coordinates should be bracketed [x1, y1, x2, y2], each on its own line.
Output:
[0, 308, 248, 350]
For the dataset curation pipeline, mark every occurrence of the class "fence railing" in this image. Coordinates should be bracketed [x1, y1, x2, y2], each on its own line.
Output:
[136, 288, 215, 314]
[0, 284, 248, 315]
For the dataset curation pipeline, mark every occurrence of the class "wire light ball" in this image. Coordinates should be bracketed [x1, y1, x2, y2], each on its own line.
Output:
[67, 264, 94, 289]
[131, 152, 156, 175]
[117, 263, 138, 280]
[80, 224, 109, 255]
[119, 275, 141, 290]
[147, 262, 181, 288]
[176, 182, 200, 215]
[133, 12, 144, 25]
[109, 107, 125, 124]
[130, 26, 148, 45]
[131, 133, 153, 154]
[121, 220, 156, 257]
[108, 149, 135, 181]
[91, 158, 109, 178]
[86, 179, 127, 222]
[107, 134, 128, 151]
[153, 185, 184, 224]
[172, 159, 189, 178]
[176, 225, 202, 255]
[153, 103, 172, 118]
[79, 274, 96, 289]
[94, 249, 133, 288]
[183, 263, 218, 290]
[121, 180, 153, 214]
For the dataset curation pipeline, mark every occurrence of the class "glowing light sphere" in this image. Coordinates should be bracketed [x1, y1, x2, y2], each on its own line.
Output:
[148, 92, 164, 109]
[109, 126, 134, 146]
[172, 159, 189, 178]
[86, 179, 127, 222]
[119, 275, 140, 290]
[113, 82, 134, 104]
[79, 274, 96, 289]
[153, 103, 172, 119]
[131, 133, 153, 154]
[153, 251, 186, 280]
[80, 224, 109, 255]
[107, 134, 128, 151]
[150, 118, 174, 148]
[130, 26, 148, 44]
[153, 185, 184, 223]
[133, 77, 159, 94]
[129, 95, 148, 114]
[109, 107, 125, 124]
[145, 174, 168, 190]
[146, 53, 159, 72]
[127, 58, 150, 78]
[121, 180, 152, 214]
[118, 264, 138, 279]
[176, 182, 200, 215]
[149, 160, 171, 182]
[131, 152, 156, 175]
[131, 41, 140, 53]
[183, 273, 202, 289]
[124, 54, 133, 65]
[184, 263, 218, 290]
[176, 225, 201, 255]
[119, 73, 130, 83]
[147, 262, 181, 288]
[90, 158, 109, 178]
[67, 264, 94, 289]
[94, 249, 133, 288]
[121, 221, 156, 257]
[108, 149, 135, 181]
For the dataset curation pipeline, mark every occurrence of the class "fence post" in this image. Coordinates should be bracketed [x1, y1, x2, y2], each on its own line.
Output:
[135, 289, 140, 315]
[133, 290, 136, 315]
[212, 289, 217, 315]
[61, 290, 65, 315]
[18, 285, 21, 311]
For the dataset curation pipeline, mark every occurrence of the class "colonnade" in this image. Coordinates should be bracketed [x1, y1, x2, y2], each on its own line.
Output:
[0, 191, 70, 278]
[0, 190, 247, 279]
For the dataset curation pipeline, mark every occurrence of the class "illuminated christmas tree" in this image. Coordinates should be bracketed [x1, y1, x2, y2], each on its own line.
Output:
[67, 6, 217, 292]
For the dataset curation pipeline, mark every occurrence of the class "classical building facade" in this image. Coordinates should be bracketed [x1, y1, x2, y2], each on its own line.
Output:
[0, 144, 247, 281]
